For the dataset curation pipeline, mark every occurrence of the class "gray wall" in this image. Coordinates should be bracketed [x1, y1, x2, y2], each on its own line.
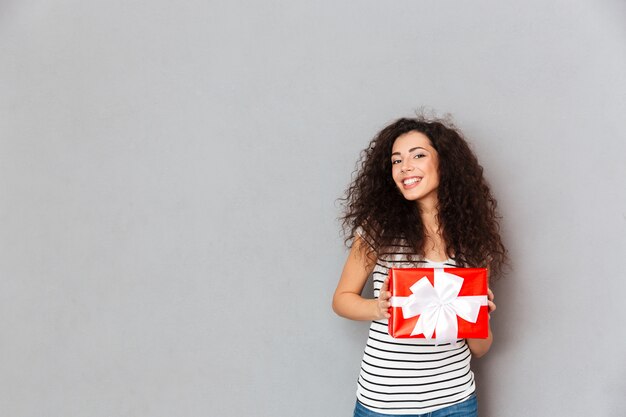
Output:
[2, 1, 625, 416]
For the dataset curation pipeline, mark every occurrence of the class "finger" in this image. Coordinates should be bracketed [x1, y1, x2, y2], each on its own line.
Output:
[488, 301, 496, 313]
[487, 288, 494, 301]
[381, 277, 389, 292]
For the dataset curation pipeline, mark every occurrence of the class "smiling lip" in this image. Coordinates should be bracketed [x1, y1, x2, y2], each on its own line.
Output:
[402, 176, 422, 189]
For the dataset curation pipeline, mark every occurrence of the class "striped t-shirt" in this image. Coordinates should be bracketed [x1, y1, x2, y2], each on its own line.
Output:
[355, 247, 476, 415]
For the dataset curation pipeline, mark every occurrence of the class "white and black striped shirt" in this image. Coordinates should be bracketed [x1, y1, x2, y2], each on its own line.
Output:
[355, 249, 475, 415]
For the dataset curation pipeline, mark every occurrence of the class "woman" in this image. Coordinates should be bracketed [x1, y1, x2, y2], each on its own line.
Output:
[333, 116, 506, 416]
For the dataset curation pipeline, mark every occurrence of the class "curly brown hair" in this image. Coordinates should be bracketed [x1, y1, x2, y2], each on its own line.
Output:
[340, 115, 507, 278]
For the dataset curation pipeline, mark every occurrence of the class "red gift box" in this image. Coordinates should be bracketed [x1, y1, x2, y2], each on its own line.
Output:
[388, 268, 489, 341]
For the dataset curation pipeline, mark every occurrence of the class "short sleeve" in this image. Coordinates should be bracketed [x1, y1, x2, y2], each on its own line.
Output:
[355, 226, 376, 251]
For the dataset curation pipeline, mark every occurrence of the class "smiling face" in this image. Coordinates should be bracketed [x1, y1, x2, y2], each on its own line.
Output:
[391, 131, 440, 208]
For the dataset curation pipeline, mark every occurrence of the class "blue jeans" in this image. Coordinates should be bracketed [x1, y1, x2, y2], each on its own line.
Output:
[353, 393, 477, 417]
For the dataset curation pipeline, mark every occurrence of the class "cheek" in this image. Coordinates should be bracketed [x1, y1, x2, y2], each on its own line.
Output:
[431, 171, 441, 186]
[427, 162, 439, 176]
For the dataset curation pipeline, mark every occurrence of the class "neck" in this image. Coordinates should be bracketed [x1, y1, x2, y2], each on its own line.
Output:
[420, 210, 440, 236]
[418, 199, 440, 235]
[419, 204, 447, 261]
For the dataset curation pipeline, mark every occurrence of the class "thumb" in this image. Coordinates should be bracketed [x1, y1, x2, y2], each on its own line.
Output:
[381, 277, 390, 299]
[381, 276, 389, 291]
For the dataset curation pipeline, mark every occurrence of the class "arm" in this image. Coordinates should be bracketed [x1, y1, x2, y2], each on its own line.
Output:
[332, 236, 391, 321]
[467, 288, 496, 358]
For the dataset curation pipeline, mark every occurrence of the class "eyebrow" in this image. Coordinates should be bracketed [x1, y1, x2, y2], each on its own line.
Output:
[391, 147, 427, 157]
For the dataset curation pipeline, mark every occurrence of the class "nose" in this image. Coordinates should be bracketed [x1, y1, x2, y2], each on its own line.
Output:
[400, 160, 413, 173]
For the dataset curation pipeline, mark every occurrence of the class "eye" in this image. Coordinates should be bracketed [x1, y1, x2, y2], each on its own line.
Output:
[391, 159, 401, 165]
[414, 153, 426, 159]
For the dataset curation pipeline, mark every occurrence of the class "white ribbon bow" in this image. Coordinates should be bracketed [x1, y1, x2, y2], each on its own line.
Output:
[389, 269, 487, 343]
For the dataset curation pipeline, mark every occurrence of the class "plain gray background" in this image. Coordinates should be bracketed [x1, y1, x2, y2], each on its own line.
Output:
[2, 1, 625, 416]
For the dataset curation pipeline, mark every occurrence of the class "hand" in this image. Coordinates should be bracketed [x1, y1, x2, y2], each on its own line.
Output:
[487, 288, 496, 316]
[375, 277, 392, 319]
[468, 288, 496, 357]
